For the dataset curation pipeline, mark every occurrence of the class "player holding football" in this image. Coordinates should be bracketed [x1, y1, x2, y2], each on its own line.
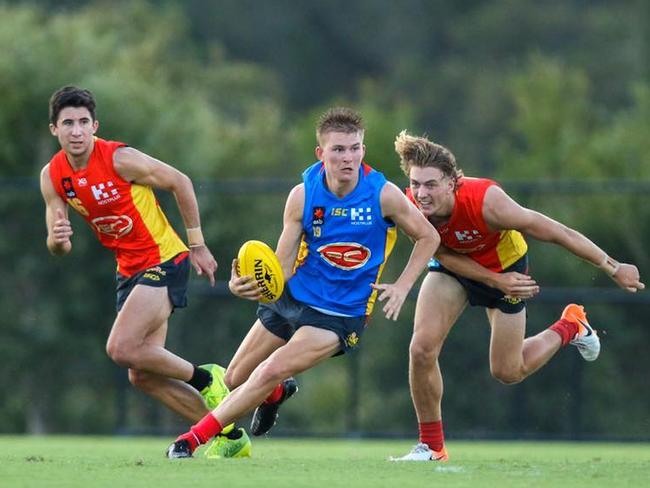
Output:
[166, 108, 440, 458]
[40, 86, 248, 458]
[389, 131, 645, 462]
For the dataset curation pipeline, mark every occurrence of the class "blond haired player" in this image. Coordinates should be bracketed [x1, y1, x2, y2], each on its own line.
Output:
[390, 131, 644, 461]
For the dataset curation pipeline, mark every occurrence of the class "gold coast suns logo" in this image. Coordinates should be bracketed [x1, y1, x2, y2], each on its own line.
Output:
[317, 242, 371, 270]
[91, 215, 133, 238]
[345, 332, 359, 348]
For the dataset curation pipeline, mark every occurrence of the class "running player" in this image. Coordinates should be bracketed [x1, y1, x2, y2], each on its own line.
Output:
[166, 108, 440, 458]
[390, 131, 645, 461]
[40, 86, 249, 458]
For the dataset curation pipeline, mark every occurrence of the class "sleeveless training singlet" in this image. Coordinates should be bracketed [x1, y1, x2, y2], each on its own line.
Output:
[408, 177, 527, 272]
[288, 161, 397, 317]
[48, 137, 188, 277]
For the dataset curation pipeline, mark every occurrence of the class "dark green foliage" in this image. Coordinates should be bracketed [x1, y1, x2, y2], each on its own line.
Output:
[1, 0, 649, 439]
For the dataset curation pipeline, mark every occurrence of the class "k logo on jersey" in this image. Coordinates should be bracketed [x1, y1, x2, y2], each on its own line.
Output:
[454, 229, 482, 241]
[350, 207, 372, 225]
[91, 181, 121, 205]
[317, 242, 371, 270]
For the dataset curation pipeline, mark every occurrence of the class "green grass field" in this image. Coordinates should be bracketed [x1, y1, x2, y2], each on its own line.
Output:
[1, 436, 648, 488]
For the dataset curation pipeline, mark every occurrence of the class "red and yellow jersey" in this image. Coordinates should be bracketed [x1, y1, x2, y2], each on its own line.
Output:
[407, 177, 527, 272]
[48, 137, 188, 277]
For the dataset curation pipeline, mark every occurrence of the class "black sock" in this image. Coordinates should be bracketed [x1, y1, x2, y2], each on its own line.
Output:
[187, 365, 212, 392]
[224, 427, 242, 440]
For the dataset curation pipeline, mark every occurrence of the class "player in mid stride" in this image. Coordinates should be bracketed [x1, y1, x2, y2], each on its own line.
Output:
[40, 86, 249, 458]
[166, 108, 440, 458]
[390, 131, 645, 462]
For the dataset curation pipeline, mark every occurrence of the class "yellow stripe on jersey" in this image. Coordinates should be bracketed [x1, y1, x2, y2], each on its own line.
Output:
[496, 230, 528, 270]
[130, 184, 188, 261]
[365, 226, 398, 316]
[292, 235, 309, 274]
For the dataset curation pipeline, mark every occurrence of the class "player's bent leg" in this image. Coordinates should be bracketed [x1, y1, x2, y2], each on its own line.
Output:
[167, 327, 339, 458]
[489, 307, 571, 384]
[487, 309, 528, 384]
[218, 327, 339, 434]
[224, 320, 287, 390]
[248, 326, 337, 436]
[106, 284, 194, 379]
[114, 288, 232, 426]
[122, 323, 208, 422]
[129, 368, 208, 422]
[127, 313, 252, 458]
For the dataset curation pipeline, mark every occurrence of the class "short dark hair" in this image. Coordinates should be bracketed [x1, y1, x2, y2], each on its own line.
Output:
[49, 86, 97, 125]
[316, 107, 364, 145]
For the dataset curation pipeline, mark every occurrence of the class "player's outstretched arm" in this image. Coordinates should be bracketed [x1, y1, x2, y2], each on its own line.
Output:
[436, 245, 539, 299]
[113, 147, 218, 286]
[482, 185, 645, 293]
[373, 182, 440, 321]
[40, 164, 73, 256]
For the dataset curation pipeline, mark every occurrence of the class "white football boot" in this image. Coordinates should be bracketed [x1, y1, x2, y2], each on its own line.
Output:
[389, 443, 449, 462]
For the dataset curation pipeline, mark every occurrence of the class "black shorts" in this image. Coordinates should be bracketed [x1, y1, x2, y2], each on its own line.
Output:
[257, 288, 367, 356]
[116, 252, 190, 313]
[428, 254, 528, 314]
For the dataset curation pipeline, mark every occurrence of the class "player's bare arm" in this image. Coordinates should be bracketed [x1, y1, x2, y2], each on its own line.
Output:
[113, 147, 218, 286]
[40, 164, 73, 256]
[483, 185, 644, 292]
[374, 182, 440, 321]
[274, 184, 305, 278]
[229, 184, 305, 301]
[435, 245, 539, 299]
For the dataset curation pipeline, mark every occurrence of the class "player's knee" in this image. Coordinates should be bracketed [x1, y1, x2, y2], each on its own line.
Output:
[490, 366, 524, 385]
[223, 366, 244, 390]
[106, 339, 137, 369]
[128, 369, 154, 391]
[256, 359, 289, 387]
[409, 337, 441, 368]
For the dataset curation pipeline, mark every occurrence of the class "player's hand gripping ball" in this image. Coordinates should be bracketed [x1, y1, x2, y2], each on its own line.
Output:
[237, 240, 284, 303]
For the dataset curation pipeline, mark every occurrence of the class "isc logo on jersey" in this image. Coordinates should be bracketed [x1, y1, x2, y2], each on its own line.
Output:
[317, 242, 371, 270]
[330, 207, 373, 226]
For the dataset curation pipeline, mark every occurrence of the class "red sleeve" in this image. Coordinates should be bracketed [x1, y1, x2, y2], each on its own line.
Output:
[405, 187, 418, 206]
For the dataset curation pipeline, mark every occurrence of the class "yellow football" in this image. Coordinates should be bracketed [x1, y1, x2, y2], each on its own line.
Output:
[237, 240, 284, 303]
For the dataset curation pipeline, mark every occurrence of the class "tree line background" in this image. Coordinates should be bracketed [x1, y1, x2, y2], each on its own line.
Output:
[1, 0, 649, 440]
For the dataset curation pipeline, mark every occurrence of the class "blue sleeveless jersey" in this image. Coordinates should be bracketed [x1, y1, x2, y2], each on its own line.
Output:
[287, 161, 397, 317]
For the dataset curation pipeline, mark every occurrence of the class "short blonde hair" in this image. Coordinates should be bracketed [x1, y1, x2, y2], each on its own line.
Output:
[395, 130, 463, 187]
[316, 107, 364, 145]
